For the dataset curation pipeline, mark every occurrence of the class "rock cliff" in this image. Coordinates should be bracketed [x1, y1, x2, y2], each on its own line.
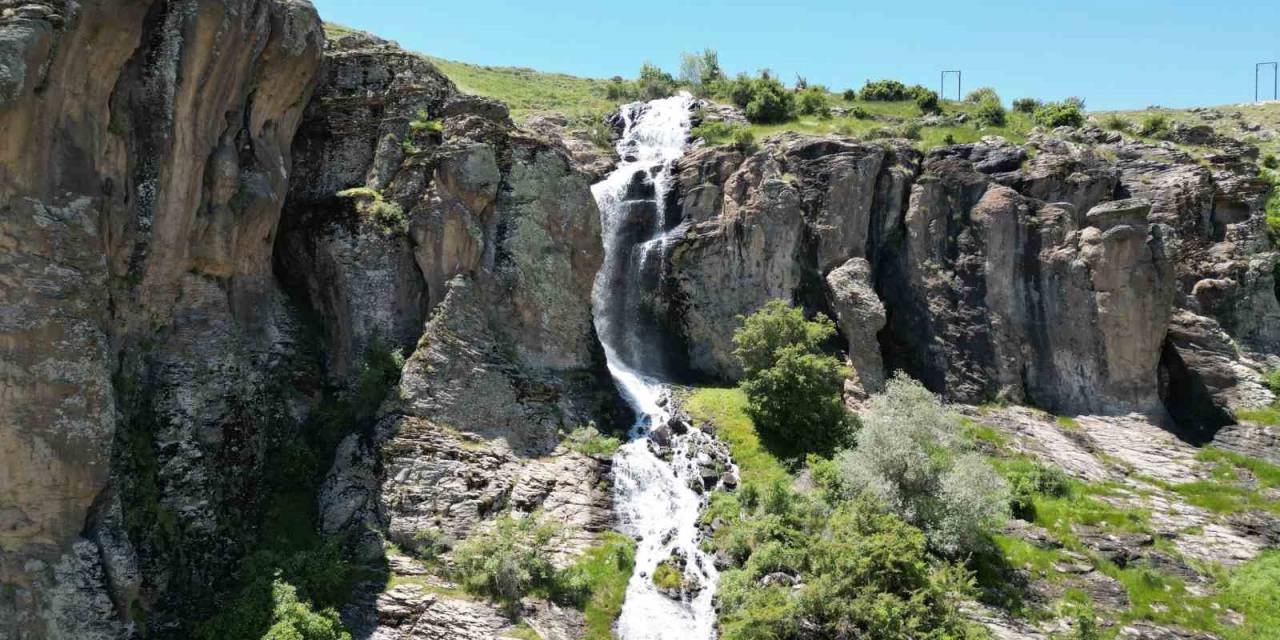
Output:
[2, 3, 1279, 639]
[655, 129, 1278, 426]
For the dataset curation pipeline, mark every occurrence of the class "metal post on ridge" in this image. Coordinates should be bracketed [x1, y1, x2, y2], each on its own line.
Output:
[941, 70, 962, 101]
[1258, 62, 1278, 102]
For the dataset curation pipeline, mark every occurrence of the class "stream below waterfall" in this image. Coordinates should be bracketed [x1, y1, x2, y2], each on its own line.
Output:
[590, 93, 730, 640]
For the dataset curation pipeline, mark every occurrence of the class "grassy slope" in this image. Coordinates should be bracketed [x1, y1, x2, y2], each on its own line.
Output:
[1097, 102, 1280, 160]
[425, 57, 617, 121]
[687, 388, 1280, 639]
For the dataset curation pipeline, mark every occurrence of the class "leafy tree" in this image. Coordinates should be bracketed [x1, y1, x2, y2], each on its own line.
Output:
[842, 88, 858, 102]
[734, 300, 853, 458]
[836, 374, 1009, 555]
[638, 61, 676, 100]
[732, 299, 835, 379]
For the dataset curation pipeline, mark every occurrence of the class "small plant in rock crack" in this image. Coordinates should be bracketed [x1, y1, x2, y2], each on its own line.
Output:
[408, 108, 443, 135]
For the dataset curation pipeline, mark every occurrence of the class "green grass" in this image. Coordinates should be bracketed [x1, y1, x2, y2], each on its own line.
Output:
[1221, 551, 1280, 640]
[684, 387, 789, 488]
[566, 532, 636, 640]
[1098, 102, 1280, 160]
[1171, 481, 1278, 515]
[1196, 447, 1280, 487]
[1235, 404, 1280, 426]
[426, 56, 618, 121]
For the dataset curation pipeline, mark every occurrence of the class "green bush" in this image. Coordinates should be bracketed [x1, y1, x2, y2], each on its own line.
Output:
[260, 579, 351, 640]
[974, 98, 1007, 127]
[1264, 154, 1278, 170]
[1102, 114, 1132, 132]
[450, 512, 559, 610]
[836, 374, 1009, 555]
[1139, 113, 1170, 137]
[564, 424, 621, 456]
[1033, 100, 1086, 128]
[731, 127, 757, 154]
[848, 105, 871, 119]
[797, 88, 830, 118]
[841, 88, 858, 102]
[724, 73, 756, 109]
[734, 300, 854, 458]
[859, 79, 910, 101]
[651, 561, 684, 591]
[744, 75, 796, 124]
[965, 87, 1001, 104]
[1005, 461, 1070, 520]
[915, 89, 941, 115]
[714, 497, 980, 640]
[1012, 97, 1041, 113]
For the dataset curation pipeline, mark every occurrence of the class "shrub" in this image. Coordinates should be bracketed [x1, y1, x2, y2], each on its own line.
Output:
[638, 61, 676, 100]
[606, 78, 637, 101]
[860, 79, 909, 101]
[743, 75, 795, 124]
[797, 88, 830, 118]
[336, 187, 409, 236]
[731, 127, 756, 154]
[1102, 114, 1132, 132]
[974, 98, 1007, 127]
[1012, 97, 1041, 113]
[915, 89, 941, 115]
[1139, 113, 1170, 137]
[836, 374, 1009, 555]
[1033, 100, 1086, 128]
[564, 424, 621, 456]
[260, 579, 350, 640]
[965, 87, 1001, 104]
[651, 561, 683, 591]
[841, 88, 858, 102]
[734, 300, 853, 458]
[898, 121, 922, 140]
[715, 497, 979, 640]
[848, 105, 871, 119]
[1264, 154, 1278, 170]
[1006, 462, 1070, 520]
[450, 512, 559, 610]
[405, 527, 451, 562]
[408, 109, 442, 135]
[724, 73, 756, 109]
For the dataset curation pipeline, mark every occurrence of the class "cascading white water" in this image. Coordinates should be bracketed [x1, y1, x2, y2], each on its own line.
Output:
[591, 93, 722, 640]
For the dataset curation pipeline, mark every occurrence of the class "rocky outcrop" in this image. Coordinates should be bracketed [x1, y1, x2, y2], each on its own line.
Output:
[1, 1, 323, 636]
[282, 31, 622, 637]
[665, 125, 1276, 425]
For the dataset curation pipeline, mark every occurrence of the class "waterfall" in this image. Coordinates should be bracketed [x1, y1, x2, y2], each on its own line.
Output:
[591, 93, 722, 640]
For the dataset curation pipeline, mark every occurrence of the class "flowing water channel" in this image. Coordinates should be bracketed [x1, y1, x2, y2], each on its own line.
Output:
[590, 93, 722, 640]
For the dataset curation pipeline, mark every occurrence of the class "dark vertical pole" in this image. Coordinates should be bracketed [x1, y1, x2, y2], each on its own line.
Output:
[1257, 62, 1279, 102]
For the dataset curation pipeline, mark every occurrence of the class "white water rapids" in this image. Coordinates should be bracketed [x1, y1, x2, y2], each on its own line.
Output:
[590, 93, 722, 640]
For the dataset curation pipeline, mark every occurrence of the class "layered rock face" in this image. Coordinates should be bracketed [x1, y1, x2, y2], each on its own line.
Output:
[1, 1, 323, 636]
[2, 10, 616, 639]
[281, 30, 621, 638]
[657, 129, 1277, 422]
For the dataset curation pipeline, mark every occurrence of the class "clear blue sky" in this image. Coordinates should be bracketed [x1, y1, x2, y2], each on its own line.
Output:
[312, 0, 1280, 111]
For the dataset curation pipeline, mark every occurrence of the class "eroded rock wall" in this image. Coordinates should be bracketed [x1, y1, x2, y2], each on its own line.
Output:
[1, 1, 324, 636]
[659, 128, 1276, 422]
